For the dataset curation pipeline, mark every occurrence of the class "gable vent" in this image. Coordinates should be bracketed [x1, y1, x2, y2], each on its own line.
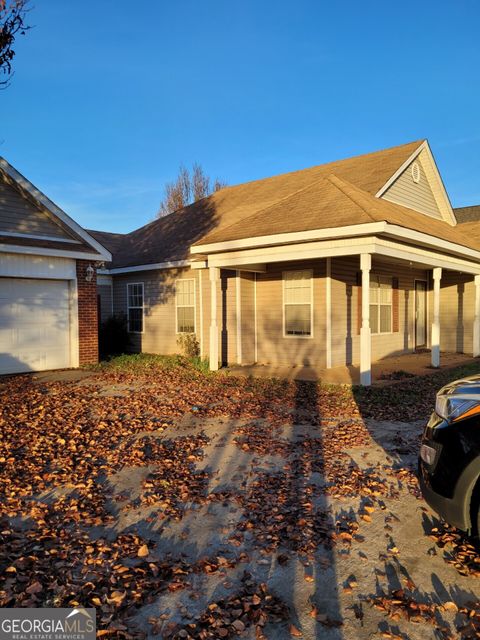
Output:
[411, 162, 421, 183]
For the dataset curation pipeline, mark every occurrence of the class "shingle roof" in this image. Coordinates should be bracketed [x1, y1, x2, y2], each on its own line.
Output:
[454, 205, 480, 223]
[196, 173, 480, 252]
[103, 140, 427, 267]
[87, 229, 126, 256]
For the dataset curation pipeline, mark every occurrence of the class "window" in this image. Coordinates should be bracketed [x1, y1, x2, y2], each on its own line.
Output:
[176, 279, 195, 333]
[127, 283, 144, 333]
[283, 270, 313, 337]
[369, 275, 392, 334]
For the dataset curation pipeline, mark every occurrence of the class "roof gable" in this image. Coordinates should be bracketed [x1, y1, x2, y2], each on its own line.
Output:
[376, 141, 455, 225]
[0, 157, 111, 261]
[0, 174, 78, 241]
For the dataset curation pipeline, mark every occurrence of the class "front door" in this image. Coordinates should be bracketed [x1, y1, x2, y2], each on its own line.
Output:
[415, 280, 427, 349]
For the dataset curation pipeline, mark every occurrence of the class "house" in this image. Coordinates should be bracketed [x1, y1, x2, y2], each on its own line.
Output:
[0, 158, 111, 375]
[88, 139, 480, 385]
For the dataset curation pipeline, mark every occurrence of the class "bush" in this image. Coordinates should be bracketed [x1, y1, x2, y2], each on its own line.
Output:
[176, 333, 200, 358]
[99, 314, 131, 358]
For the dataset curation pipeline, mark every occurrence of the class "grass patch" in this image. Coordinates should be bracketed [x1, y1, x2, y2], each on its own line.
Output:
[89, 352, 212, 375]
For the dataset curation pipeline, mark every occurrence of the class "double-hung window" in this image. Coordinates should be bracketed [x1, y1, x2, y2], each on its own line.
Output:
[127, 283, 144, 333]
[176, 279, 195, 333]
[283, 270, 313, 337]
[370, 275, 392, 334]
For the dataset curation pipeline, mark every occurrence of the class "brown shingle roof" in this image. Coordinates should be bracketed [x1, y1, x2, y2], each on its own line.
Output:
[106, 140, 425, 267]
[454, 205, 480, 223]
[195, 173, 480, 252]
[87, 229, 127, 257]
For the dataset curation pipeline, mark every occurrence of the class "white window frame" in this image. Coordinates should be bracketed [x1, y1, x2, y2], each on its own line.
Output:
[369, 274, 393, 335]
[127, 282, 144, 334]
[175, 278, 196, 334]
[282, 269, 314, 339]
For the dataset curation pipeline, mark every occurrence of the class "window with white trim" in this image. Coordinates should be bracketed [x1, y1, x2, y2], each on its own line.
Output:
[176, 279, 195, 333]
[283, 270, 313, 336]
[370, 275, 392, 334]
[127, 283, 144, 333]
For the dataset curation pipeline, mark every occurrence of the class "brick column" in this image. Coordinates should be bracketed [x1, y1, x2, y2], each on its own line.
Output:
[76, 260, 99, 365]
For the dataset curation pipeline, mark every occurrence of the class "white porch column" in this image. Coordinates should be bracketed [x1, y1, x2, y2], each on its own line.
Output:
[431, 267, 442, 368]
[236, 270, 242, 364]
[360, 253, 372, 386]
[325, 257, 332, 369]
[209, 267, 220, 371]
[473, 274, 480, 357]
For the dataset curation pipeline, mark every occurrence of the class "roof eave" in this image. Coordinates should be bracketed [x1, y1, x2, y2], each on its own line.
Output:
[191, 221, 480, 265]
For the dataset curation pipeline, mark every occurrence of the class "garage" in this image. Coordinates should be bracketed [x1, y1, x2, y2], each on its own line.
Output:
[0, 278, 72, 374]
[0, 155, 111, 375]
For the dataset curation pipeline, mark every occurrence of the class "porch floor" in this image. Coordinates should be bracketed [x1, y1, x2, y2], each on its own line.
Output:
[226, 351, 479, 385]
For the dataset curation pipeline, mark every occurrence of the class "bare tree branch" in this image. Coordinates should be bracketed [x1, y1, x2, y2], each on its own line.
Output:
[0, 0, 31, 89]
[157, 163, 227, 218]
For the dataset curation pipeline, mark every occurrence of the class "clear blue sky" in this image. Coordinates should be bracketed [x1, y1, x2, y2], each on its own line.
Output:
[1, 0, 479, 233]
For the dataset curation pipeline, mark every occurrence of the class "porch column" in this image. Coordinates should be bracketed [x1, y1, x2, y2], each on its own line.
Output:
[360, 253, 372, 386]
[325, 257, 332, 369]
[473, 275, 480, 357]
[236, 270, 242, 364]
[209, 267, 219, 371]
[431, 267, 442, 368]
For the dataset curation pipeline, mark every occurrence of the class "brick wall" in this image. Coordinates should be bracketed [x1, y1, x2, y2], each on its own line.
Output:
[76, 260, 99, 365]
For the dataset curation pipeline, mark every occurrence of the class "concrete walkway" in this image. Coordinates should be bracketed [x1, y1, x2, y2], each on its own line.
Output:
[226, 351, 479, 385]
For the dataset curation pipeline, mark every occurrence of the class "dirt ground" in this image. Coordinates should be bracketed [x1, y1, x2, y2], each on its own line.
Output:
[0, 363, 479, 639]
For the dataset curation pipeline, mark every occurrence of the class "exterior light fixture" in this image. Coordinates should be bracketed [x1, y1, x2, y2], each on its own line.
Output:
[85, 264, 95, 282]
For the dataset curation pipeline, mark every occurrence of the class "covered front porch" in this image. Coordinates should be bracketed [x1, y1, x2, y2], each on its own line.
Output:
[225, 351, 479, 386]
[194, 231, 480, 385]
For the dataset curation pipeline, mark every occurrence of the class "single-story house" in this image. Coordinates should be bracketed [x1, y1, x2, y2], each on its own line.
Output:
[0, 158, 111, 374]
[88, 139, 480, 385]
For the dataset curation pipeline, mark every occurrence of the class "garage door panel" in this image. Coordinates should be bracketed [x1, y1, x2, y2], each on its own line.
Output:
[0, 278, 71, 374]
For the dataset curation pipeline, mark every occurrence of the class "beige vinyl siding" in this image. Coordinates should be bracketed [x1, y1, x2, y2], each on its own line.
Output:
[0, 177, 73, 239]
[97, 284, 113, 322]
[255, 261, 326, 367]
[330, 257, 427, 366]
[382, 153, 442, 220]
[112, 268, 202, 354]
[437, 273, 475, 355]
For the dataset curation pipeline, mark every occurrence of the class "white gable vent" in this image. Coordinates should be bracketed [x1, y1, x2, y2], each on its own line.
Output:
[411, 162, 421, 183]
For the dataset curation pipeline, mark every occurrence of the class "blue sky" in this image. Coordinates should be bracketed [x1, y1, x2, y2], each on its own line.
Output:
[1, 0, 479, 233]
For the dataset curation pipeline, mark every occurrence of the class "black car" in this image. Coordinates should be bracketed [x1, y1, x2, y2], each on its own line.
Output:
[419, 374, 480, 535]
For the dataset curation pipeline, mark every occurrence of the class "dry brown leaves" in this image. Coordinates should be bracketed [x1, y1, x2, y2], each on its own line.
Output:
[428, 522, 480, 578]
[150, 572, 288, 639]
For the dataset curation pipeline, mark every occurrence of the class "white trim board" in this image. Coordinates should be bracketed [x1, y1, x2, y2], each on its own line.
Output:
[0, 157, 111, 261]
[0, 230, 82, 244]
[206, 235, 480, 275]
[192, 220, 480, 263]
[106, 260, 190, 275]
[191, 222, 386, 254]
[0, 242, 109, 261]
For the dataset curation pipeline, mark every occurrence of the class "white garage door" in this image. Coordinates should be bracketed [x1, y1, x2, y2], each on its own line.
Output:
[0, 278, 71, 374]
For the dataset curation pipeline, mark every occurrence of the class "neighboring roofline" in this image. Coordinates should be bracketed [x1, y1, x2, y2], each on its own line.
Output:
[191, 221, 480, 263]
[375, 140, 456, 225]
[0, 157, 112, 261]
[0, 242, 112, 261]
